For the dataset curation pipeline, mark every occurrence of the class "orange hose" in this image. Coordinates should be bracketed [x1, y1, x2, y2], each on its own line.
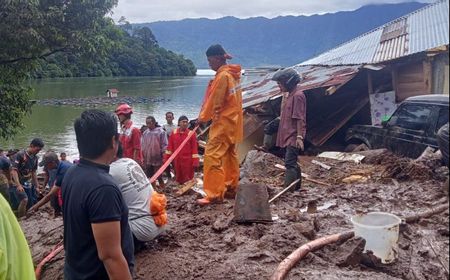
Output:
[35, 241, 64, 280]
[271, 231, 355, 280]
[149, 125, 199, 184]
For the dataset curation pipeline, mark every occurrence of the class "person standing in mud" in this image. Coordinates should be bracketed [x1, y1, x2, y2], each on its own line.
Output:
[10, 138, 45, 217]
[62, 109, 134, 280]
[164, 115, 200, 185]
[116, 103, 143, 165]
[142, 116, 168, 188]
[196, 44, 243, 206]
[163, 111, 177, 137]
[162, 112, 177, 179]
[271, 68, 306, 191]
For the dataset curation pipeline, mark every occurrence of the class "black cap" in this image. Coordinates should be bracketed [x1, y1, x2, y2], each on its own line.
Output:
[178, 115, 189, 123]
[39, 151, 59, 167]
[206, 44, 232, 59]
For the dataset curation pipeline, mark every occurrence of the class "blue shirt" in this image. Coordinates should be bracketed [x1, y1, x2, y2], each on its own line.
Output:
[55, 161, 72, 187]
[0, 156, 11, 172]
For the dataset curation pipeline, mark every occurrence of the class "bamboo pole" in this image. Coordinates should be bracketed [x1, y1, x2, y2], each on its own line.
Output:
[404, 204, 449, 224]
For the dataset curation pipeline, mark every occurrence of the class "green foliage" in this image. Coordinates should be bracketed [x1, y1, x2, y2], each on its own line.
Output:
[0, 0, 118, 139]
[33, 24, 196, 78]
[0, 1, 195, 139]
[0, 63, 33, 139]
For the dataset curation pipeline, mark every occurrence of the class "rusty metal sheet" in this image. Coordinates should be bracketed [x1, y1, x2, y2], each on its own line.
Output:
[301, 0, 449, 66]
[242, 65, 362, 108]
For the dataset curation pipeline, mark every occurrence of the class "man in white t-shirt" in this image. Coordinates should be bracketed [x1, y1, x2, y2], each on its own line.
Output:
[110, 145, 165, 250]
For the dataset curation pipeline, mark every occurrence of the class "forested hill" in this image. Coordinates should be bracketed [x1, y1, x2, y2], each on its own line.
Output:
[138, 2, 426, 68]
[32, 23, 196, 78]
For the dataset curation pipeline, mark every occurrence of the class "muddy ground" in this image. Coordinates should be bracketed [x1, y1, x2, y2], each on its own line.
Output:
[21, 150, 449, 279]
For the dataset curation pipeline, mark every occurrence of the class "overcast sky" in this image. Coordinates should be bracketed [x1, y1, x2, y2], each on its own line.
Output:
[111, 0, 434, 23]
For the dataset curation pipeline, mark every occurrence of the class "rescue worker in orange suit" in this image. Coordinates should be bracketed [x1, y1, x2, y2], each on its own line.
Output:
[197, 44, 243, 206]
[115, 103, 143, 165]
[164, 116, 199, 185]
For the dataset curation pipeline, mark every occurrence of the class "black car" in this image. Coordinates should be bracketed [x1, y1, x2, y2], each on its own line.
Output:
[346, 94, 449, 159]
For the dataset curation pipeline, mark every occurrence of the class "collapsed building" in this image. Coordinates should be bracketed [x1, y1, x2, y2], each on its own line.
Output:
[239, 0, 449, 160]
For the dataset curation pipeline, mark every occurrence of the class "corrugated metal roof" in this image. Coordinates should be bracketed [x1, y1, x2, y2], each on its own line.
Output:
[301, 0, 449, 66]
[242, 65, 361, 108]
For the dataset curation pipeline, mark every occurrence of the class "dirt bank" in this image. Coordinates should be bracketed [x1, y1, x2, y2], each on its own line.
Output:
[21, 151, 449, 279]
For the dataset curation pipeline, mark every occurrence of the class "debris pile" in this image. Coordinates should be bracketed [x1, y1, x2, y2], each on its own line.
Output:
[21, 150, 449, 279]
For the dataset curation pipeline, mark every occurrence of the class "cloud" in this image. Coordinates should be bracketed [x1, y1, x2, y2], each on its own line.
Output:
[111, 0, 434, 23]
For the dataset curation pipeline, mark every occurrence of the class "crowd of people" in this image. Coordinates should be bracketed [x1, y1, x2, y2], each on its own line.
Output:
[0, 44, 308, 279]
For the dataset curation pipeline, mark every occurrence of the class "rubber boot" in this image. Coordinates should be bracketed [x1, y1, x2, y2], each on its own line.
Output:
[295, 166, 302, 191]
[284, 168, 301, 192]
[263, 134, 273, 150]
[254, 134, 273, 152]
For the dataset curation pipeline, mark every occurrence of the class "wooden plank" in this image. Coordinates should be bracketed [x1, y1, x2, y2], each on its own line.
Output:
[397, 74, 424, 83]
[392, 68, 399, 101]
[176, 179, 197, 196]
[444, 66, 449, 95]
[423, 60, 433, 94]
[397, 83, 427, 93]
[311, 160, 332, 170]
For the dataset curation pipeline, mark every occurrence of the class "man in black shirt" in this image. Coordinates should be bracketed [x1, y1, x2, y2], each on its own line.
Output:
[10, 138, 44, 217]
[62, 109, 134, 280]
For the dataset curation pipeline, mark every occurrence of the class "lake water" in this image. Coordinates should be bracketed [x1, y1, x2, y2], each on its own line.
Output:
[0, 74, 214, 160]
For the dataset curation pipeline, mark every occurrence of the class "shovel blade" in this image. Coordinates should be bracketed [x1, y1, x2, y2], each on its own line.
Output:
[234, 184, 272, 223]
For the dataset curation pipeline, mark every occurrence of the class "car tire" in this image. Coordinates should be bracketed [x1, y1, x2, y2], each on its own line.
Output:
[344, 144, 358, 152]
[345, 143, 369, 152]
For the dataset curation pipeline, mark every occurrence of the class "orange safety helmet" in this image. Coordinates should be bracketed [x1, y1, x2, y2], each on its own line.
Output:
[115, 103, 133, 115]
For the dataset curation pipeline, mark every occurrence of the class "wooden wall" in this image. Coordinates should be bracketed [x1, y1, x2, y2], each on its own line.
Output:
[392, 60, 432, 102]
[444, 66, 449, 95]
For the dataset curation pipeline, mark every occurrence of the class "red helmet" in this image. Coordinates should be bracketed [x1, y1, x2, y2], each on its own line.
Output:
[115, 103, 133, 115]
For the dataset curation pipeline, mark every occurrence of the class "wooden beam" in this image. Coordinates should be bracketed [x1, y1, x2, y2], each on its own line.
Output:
[423, 60, 433, 94]
[367, 71, 374, 95]
[391, 67, 399, 102]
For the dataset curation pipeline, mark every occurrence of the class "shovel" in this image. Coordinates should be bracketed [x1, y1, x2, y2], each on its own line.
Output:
[233, 179, 302, 224]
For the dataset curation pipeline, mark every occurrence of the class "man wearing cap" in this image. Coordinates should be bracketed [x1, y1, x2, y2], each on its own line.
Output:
[115, 103, 143, 165]
[27, 151, 73, 217]
[272, 68, 306, 191]
[197, 44, 243, 205]
[164, 116, 199, 185]
[10, 138, 44, 217]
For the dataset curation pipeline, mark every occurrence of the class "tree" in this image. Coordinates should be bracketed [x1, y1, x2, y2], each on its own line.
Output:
[0, 0, 118, 139]
[133, 27, 158, 50]
[32, 21, 197, 79]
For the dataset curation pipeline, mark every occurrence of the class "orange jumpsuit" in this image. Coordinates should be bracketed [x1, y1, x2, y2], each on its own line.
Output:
[198, 64, 243, 201]
[164, 128, 199, 184]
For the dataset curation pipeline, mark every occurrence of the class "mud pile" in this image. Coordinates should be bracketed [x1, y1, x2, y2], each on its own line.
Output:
[21, 151, 449, 280]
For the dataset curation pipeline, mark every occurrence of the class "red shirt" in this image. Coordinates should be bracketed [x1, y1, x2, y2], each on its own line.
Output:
[119, 120, 143, 163]
[276, 87, 307, 148]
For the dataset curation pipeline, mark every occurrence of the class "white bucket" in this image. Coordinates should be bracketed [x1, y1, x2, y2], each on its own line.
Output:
[351, 212, 402, 264]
